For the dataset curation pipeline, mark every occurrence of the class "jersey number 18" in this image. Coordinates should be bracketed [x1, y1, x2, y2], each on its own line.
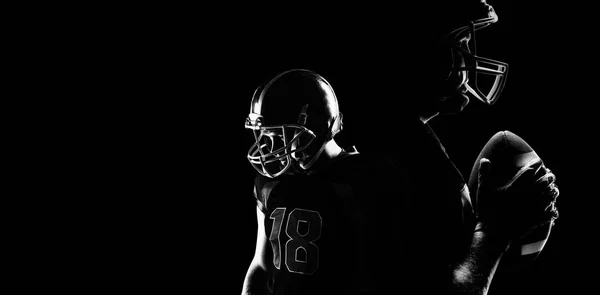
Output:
[269, 207, 322, 275]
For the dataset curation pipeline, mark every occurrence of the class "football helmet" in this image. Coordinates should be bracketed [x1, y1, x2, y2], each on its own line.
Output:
[441, 0, 509, 105]
[245, 69, 343, 178]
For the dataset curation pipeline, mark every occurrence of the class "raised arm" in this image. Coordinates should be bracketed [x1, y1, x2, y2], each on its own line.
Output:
[451, 222, 511, 295]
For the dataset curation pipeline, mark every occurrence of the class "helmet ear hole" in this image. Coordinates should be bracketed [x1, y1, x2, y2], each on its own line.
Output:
[331, 112, 343, 137]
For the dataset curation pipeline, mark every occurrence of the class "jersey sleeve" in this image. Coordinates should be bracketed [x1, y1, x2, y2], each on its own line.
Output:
[253, 180, 266, 213]
[254, 174, 279, 214]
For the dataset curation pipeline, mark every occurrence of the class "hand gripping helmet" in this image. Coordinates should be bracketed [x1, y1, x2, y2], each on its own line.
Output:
[436, 0, 509, 105]
[245, 69, 343, 178]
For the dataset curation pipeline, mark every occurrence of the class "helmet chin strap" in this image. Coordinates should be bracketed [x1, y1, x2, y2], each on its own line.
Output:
[298, 142, 328, 172]
[296, 115, 341, 172]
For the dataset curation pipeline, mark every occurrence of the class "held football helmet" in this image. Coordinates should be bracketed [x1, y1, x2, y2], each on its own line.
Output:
[443, 2, 509, 105]
[245, 69, 343, 178]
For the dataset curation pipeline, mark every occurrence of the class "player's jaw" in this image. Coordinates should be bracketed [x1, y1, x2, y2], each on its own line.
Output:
[437, 70, 471, 114]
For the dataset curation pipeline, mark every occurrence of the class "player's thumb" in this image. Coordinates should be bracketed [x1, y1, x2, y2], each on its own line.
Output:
[478, 158, 492, 186]
[476, 157, 493, 215]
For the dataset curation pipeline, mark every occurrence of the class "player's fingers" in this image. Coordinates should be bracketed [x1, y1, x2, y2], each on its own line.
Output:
[537, 169, 556, 185]
[549, 183, 560, 199]
[505, 159, 542, 189]
[477, 158, 492, 188]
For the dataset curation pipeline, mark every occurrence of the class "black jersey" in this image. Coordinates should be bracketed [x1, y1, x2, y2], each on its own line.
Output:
[254, 149, 369, 295]
[382, 119, 475, 293]
[253, 118, 474, 294]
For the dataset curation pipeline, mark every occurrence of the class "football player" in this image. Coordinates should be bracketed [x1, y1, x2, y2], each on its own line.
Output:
[241, 69, 370, 295]
[391, 1, 560, 294]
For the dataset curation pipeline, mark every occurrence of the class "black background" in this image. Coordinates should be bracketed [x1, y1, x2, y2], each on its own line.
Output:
[45, 1, 585, 293]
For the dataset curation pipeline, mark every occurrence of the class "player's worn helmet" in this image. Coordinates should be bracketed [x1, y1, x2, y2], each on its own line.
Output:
[245, 69, 343, 178]
[432, 0, 509, 106]
[447, 3, 508, 105]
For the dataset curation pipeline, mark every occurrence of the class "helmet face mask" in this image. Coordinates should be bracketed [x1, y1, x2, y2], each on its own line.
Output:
[444, 8, 509, 106]
[246, 120, 317, 178]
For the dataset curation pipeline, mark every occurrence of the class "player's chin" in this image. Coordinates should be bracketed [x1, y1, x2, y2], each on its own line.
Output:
[438, 93, 470, 115]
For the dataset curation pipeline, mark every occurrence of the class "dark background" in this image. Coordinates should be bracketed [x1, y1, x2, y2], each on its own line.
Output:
[46, 1, 583, 293]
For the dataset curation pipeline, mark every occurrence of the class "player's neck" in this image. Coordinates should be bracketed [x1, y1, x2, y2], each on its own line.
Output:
[420, 112, 439, 124]
[299, 140, 343, 176]
[323, 139, 343, 160]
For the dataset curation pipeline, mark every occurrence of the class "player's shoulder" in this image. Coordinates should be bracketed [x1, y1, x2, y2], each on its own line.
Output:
[327, 146, 406, 182]
[254, 172, 275, 189]
[253, 173, 280, 209]
[324, 146, 366, 179]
